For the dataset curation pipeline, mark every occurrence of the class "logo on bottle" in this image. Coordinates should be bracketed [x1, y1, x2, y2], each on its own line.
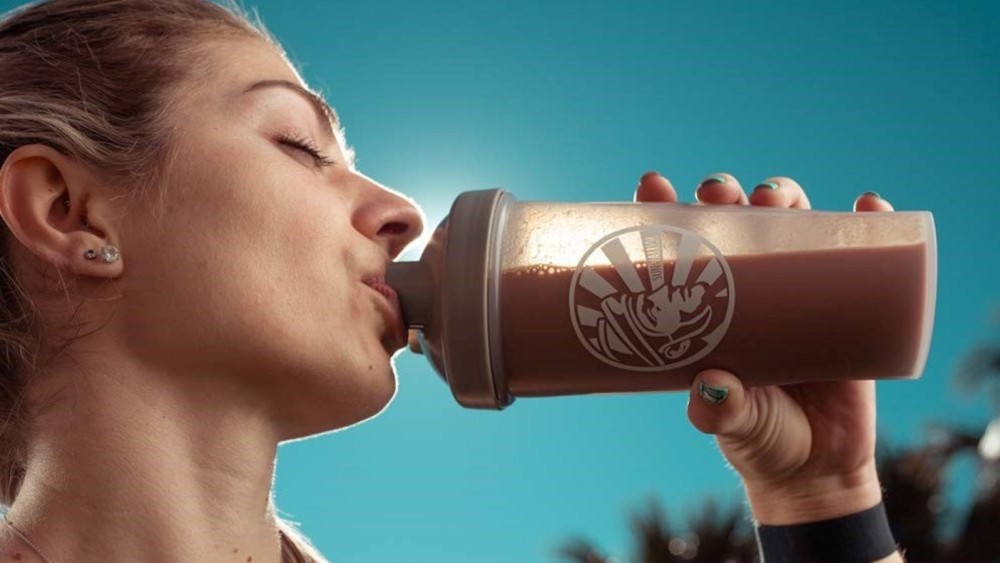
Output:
[569, 225, 735, 371]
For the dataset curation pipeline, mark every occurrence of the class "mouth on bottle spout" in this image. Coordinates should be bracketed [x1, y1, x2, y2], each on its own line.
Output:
[385, 261, 434, 329]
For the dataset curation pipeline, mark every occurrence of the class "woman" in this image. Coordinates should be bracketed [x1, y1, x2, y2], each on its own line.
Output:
[0, 1, 902, 561]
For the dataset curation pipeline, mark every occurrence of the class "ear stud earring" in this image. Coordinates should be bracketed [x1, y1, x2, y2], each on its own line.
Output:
[84, 245, 120, 263]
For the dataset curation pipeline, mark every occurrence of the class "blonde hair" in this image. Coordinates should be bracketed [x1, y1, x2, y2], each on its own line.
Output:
[0, 1, 326, 560]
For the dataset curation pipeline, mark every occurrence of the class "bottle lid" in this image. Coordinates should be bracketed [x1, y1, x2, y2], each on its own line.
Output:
[386, 189, 515, 410]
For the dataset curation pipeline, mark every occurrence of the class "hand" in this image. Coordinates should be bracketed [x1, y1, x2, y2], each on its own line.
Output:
[634, 171, 894, 525]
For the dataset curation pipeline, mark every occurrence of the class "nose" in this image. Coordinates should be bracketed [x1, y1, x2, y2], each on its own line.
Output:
[352, 176, 424, 259]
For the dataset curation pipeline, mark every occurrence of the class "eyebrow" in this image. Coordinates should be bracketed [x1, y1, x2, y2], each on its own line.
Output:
[241, 79, 340, 143]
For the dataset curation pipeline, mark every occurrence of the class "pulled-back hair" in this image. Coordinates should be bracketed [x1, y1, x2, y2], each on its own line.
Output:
[0, 1, 325, 560]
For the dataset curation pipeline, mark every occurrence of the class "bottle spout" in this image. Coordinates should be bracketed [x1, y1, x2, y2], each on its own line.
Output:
[386, 261, 434, 330]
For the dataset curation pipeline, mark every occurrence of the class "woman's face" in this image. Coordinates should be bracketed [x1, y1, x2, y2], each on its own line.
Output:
[116, 37, 423, 438]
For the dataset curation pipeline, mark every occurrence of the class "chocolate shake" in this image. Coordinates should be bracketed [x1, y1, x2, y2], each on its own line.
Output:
[501, 243, 929, 396]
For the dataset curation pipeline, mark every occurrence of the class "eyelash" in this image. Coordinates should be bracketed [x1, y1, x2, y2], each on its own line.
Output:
[277, 133, 336, 168]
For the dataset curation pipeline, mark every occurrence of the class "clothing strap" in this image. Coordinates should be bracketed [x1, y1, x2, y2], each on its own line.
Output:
[754, 501, 897, 563]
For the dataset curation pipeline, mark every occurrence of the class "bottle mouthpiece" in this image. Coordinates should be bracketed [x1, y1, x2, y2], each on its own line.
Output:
[385, 261, 434, 329]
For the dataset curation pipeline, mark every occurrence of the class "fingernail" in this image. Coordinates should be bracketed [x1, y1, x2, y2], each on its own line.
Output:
[698, 381, 729, 405]
[754, 181, 779, 191]
[641, 171, 660, 182]
[862, 191, 881, 199]
[700, 175, 727, 186]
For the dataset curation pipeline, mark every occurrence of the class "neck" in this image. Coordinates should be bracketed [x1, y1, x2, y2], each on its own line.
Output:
[6, 356, 285, 562]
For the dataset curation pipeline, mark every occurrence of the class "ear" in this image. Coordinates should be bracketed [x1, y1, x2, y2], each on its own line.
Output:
[0, 144, 124, 278]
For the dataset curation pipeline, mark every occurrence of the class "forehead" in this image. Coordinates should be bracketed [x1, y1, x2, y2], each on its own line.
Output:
[175, 37, 310, 115]
[170, 37, 341, 138]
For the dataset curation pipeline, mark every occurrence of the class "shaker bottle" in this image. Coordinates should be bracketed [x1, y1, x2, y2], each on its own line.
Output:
[386, 189, 937, 410]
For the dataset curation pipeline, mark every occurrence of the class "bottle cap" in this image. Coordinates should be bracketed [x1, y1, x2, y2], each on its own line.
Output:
[386, 189, 515, 410]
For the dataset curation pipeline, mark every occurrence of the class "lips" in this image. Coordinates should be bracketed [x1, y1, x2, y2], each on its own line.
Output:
[363, 274, 407, 351]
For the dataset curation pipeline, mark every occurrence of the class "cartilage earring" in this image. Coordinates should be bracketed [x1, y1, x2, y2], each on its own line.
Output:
[83, 245, 120, 263]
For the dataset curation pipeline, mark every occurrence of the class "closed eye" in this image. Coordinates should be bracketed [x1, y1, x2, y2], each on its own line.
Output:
[277, 133, 335, 168]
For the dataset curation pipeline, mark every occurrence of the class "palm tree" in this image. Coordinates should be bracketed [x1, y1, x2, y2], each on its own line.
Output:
[940, 309, 1000, 561]
[558, 311, 1000, 563]
[557, 497, 757, 563]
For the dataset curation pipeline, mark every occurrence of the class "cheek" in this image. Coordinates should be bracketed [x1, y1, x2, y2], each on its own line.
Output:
[288, 221, 364, 319]
[265, 215, 383, 374]
[135, 135, 383, 373]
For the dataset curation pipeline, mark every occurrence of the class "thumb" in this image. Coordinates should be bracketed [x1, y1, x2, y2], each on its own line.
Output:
[686, 369, 755, 438]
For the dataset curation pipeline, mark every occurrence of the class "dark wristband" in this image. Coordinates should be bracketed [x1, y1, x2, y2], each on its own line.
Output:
[754, 501, 897, 563]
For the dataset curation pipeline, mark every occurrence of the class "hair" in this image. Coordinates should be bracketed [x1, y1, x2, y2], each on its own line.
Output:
[0, 1, 325, 560]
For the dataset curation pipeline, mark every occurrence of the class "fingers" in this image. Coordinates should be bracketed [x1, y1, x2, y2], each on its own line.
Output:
[693, 173, 811, 210]
[853, 191, 895, 212]
[634, 171, 679, 203]
[686, 369, 755, 438]
[639, 171, 826, 212]
[694, 173, 749, 206]
[748, 177, 812, 210]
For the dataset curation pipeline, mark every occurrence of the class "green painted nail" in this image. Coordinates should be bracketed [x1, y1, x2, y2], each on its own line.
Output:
[698, 381, 729, 405]
[754, 181, 779, 191]
[701, 175, 727, 186]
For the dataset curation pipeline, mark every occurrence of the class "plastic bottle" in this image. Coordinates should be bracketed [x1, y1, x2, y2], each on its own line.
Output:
[386, 189, 937, 410]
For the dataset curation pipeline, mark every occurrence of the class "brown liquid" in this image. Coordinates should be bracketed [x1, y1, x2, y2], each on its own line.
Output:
[499, 244, 929, 396]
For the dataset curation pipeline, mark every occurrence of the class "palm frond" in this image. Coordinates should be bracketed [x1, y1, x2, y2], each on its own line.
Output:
[878, 445, 947, 563]
[954, 309, 1000, 408]
[556, 537, 611, 563]
[947, 480, 1000, 562]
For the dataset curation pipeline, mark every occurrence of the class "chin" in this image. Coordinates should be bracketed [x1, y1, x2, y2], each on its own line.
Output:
[283, 362, 398, 440]
[347, 364, 399, 427]
[359, 384, 397, 425]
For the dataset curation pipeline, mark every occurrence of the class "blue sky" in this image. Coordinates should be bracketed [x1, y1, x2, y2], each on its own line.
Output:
[4, 0, 998, 561]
